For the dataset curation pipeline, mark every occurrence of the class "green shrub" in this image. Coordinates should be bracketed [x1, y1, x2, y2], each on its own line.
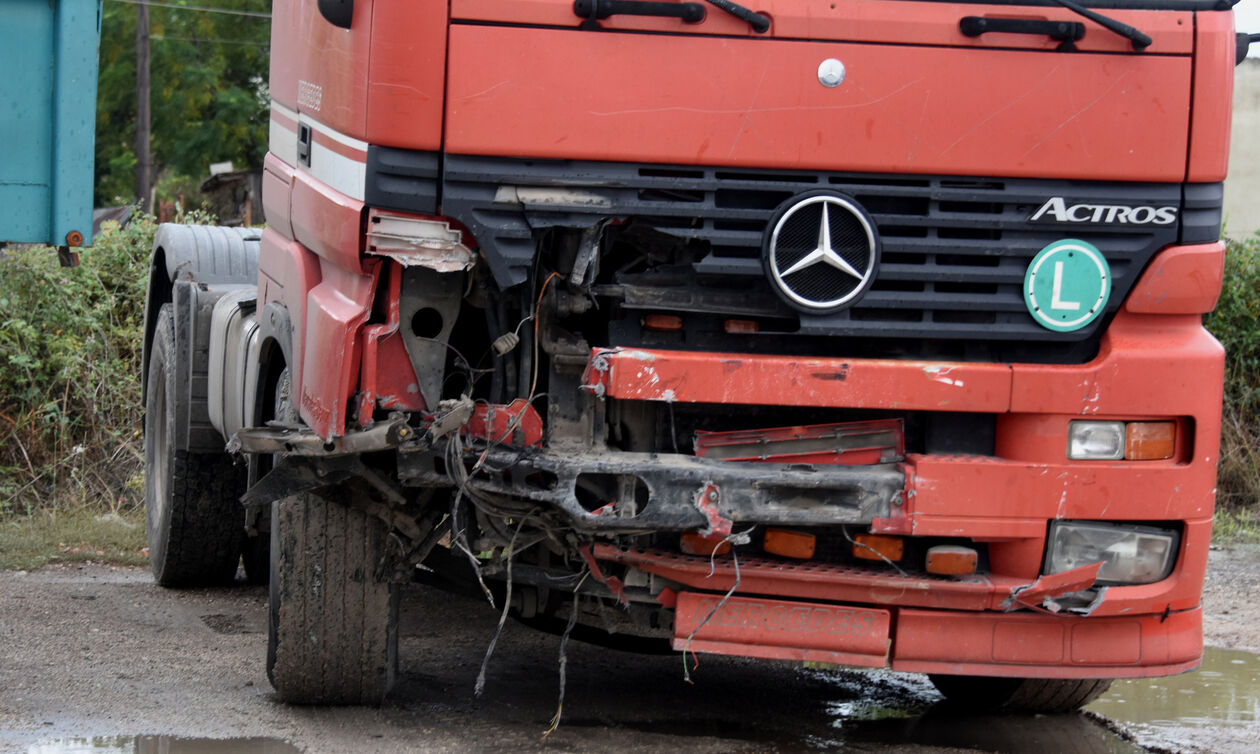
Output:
[2, 217, 1258, 526]
[0, 216, 154, 516]
[1206, 234, 1260, 511]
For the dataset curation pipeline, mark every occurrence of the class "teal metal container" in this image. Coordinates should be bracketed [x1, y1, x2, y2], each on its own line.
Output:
[0, 0, 101, 247]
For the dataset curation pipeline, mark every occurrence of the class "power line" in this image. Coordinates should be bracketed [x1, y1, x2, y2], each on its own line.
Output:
[152, 34, 270, 46]
[108, 0, 271, 19]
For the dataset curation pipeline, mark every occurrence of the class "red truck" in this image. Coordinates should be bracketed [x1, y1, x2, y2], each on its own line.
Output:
[141, 0, 1252, 711]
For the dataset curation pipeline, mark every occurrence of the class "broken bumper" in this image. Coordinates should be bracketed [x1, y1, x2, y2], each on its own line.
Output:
[603, 546, 1203, 679]
[398, 444, 905, 533]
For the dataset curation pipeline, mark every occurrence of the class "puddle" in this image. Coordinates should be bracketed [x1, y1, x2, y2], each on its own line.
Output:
[1087, 646, 1260, 750]
[27, 736, 299, 754]
[842, 710, 1141, 753]
[803, 667, 1143, 753]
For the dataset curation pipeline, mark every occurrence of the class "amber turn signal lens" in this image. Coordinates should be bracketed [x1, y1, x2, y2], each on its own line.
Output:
[724, 319, 759, 334]
[852, 533, 904, 562]
[1126, 421, 1175, 461]
[681, 531, 731, 557]
[925, 545, 978, 575]
[643, 314, 683, 331]
[763, 529, 816, 559]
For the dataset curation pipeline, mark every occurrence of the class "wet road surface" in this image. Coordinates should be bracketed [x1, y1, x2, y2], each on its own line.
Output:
[1088, 646, 1260, 752]
[1, 565, 1256, 753]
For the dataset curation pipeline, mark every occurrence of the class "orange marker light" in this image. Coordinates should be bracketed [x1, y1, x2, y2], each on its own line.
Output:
[763, 529, 816, 559]
[724, 319, 759, 334]
[852, 533, 903, 562]
[681, 531, 730, 557]
[925, 545, 978, 576]
[1126, 421, 1176, 461]
[644, 314, 683, 331]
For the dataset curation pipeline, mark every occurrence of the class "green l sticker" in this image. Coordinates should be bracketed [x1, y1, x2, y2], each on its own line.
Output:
[1023, 239, 1110, 333]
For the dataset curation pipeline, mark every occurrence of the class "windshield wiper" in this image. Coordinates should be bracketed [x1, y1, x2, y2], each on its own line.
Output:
[572, 0, 768, 33]
[703, 0, 770, 34]
[1046, 0, 1151, 51]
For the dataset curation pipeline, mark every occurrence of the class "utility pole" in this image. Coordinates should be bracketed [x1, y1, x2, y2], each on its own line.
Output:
[136, 3, 152, 210]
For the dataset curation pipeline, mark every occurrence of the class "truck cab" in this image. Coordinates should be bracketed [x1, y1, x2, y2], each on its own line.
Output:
[143, 0, 1241, 711]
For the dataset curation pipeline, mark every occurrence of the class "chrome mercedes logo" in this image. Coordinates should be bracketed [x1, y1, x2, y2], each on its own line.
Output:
[818, 58, 845, 88]
[763, 192, 880, 312]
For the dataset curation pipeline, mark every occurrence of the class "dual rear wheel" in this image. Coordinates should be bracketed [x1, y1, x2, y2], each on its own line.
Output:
[145, 305, 397, 703]
[143, 305, 244, 587]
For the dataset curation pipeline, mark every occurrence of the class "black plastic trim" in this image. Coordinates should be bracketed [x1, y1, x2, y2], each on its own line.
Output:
[364, 146, 440, 216]
[1181, 183, 1225, 244]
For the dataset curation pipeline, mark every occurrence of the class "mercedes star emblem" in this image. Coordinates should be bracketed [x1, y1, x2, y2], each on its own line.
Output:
[763, 192, 881, 313]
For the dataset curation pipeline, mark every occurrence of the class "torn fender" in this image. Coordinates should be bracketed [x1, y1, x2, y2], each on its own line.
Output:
[1002, 562, 1102, 613]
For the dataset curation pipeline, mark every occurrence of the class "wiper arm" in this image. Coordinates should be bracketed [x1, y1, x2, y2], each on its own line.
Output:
[1046, 0, 1152, 51]
[703, 0, 770, 34]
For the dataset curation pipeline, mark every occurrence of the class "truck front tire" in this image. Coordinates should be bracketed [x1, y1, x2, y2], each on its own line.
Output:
[144, 305, 245, 587]
[267, 487, 399, 705]
[929, 674, 1113, 714]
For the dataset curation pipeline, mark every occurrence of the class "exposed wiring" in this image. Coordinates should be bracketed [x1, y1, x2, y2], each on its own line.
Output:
[841, 526, 908, 577]
[667, 402, 680, 455]
[447, 448, 497, 608]
[475, 511, 540, 696]
[543, 571, 589, 738]
[529, 271, 563, 401]
[680, 526, 755, 683]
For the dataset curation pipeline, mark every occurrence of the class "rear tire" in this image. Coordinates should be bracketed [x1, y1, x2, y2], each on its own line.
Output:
[267, 487, 399, 705]
[929, 674, 1113, 714]
[144, 305, 245, 587]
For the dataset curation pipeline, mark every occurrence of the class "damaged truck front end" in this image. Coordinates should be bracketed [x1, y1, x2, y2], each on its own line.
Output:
[142, 0, 1238, 714]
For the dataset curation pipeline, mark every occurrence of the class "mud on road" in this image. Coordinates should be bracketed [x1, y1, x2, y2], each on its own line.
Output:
[1, 545, 1258, 754]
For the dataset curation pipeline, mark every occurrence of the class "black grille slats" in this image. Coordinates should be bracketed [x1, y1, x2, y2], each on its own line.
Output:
[439, 155, 1192, 357]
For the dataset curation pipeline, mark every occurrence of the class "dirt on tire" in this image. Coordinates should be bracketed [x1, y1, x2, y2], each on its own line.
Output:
[268, 488, 398, 705]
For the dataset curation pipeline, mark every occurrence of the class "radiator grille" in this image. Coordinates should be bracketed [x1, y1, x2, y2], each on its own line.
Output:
[434, 155, 1209, 361]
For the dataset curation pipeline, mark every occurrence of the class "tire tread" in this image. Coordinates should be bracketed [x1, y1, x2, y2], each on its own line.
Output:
[930, 674, 1113, 714]
[146, 305, 244, 587]
[268, 489, 397, 705]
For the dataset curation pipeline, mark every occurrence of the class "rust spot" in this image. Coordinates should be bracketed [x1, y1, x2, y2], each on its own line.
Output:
[811, 364, 850, 381]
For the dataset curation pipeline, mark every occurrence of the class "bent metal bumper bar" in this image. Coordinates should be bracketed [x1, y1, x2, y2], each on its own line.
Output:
[398, 444, 905, 534]
[235, 419, 905, 534]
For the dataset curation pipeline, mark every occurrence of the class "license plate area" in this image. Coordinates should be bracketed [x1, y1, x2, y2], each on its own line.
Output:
[673, 592, 890, 667]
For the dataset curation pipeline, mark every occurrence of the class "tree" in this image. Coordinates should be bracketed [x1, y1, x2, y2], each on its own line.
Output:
[95, 0, 271, 206]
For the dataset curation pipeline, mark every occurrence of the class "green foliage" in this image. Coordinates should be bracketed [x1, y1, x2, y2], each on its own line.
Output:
[1213, 507, 1260, 545]
[0, 217, 155, 516]
[0, 508, 148, 570]
[1205, 234, 1260, 511]
[95, 1, 271, 205]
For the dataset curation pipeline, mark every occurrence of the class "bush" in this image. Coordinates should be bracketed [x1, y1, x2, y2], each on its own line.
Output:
[2, 218, 1257, 524]
[0, 216, 154, 516]
[1206, 234, 1260, 511]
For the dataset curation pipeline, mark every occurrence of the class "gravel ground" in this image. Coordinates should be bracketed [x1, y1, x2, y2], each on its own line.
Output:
[1202, 543, 1260, 654]
[0, 545, 1257, 754]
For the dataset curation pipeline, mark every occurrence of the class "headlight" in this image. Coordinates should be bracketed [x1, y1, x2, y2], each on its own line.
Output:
[1067, 420, 1177, 461]
[1067, 421, 1125, 460]
[1045, 521, 1178, 585]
